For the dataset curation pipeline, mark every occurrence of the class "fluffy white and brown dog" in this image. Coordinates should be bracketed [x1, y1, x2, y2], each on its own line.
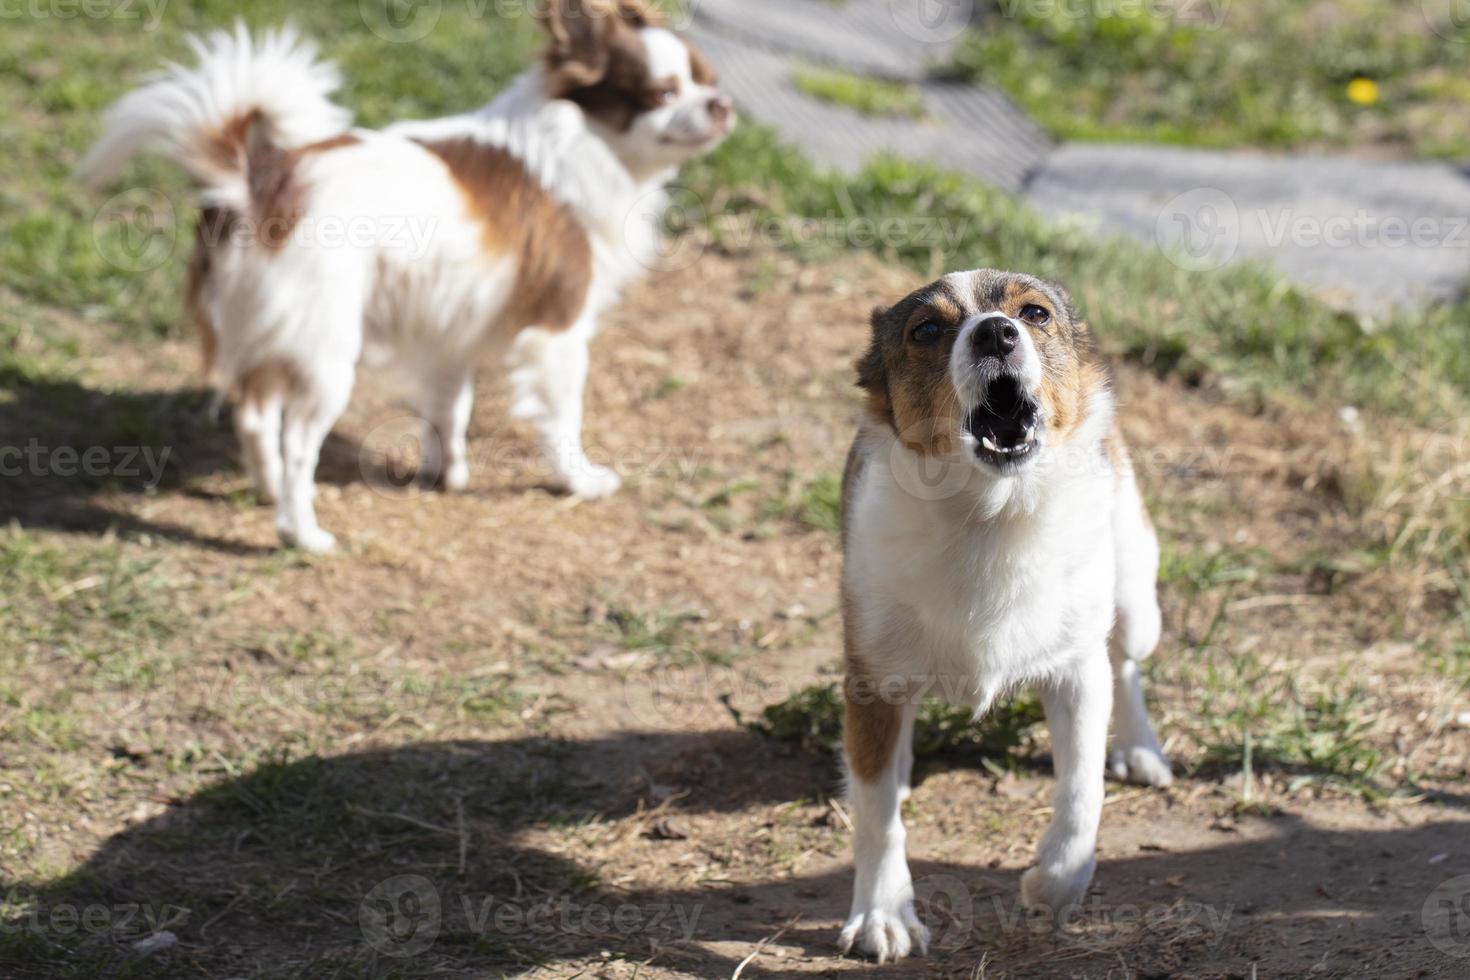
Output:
[78, 1, 734, 551]
[838, 269, 1173, 962]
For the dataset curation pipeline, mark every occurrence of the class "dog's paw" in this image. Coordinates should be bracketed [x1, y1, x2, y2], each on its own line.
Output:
[838, 903, 929, 964]
[1021, 857, 1095, 915]
[564, 464, 621, 500]
[1109, 744, 1174, 788]
[278, 524, 337, 554]
[441, 460, 470, 492]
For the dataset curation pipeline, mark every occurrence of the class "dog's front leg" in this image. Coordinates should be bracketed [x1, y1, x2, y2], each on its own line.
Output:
[839, 678, 927, 963]
[1022, 649, 1112, 914]
[506, 325, 620, 499]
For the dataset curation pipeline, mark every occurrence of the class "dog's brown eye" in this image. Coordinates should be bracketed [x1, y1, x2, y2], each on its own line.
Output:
[1020, 304, 1051, 326]
[909, 321, 942, 345]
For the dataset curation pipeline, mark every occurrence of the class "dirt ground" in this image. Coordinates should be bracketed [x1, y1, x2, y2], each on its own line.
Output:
[3, 249, 1470, 979]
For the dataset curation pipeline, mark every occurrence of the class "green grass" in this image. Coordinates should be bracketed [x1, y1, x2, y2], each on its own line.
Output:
[756, 682, 1044, 762]
[599, 605, 740, 666]
[1179, 648, 1390, 797]
[791, 65, 926, 119]
[946, 0, 1470, 158]
[0, 528, 186, 659]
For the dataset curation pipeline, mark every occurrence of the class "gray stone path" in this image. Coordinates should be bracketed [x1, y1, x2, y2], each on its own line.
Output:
[689, 0, 1470, 314]
[1029, 146, 1470, 314]
[687, 26, 1049, 191]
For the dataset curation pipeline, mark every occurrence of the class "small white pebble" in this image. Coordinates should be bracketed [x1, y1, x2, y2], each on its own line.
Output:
[132, 931, 177, 956]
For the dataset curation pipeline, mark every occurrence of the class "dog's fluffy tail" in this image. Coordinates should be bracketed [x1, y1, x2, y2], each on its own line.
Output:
[76, 23, 352, 209]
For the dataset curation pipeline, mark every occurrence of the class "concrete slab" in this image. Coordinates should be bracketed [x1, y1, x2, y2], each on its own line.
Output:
[687, 26, 1050, 192]
[689, 3, 1470, 313]
[1025, 145, 1470, 314]
[691, 0, 976, 80]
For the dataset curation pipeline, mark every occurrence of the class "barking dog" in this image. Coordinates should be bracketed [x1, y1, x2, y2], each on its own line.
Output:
[77, 1, 734, 551]
[838, 270, 1173, 962]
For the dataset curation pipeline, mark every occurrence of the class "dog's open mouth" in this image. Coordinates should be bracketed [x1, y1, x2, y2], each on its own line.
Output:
[965, 375, 1041, 467]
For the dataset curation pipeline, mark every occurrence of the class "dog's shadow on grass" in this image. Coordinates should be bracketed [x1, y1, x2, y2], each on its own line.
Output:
[0, 369, 405, 554]
[3, 728, 1467, 979]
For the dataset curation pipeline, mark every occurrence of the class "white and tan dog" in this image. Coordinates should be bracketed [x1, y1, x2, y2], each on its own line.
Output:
[838, 269, 1173, 962]
[78, 1, 734, 551]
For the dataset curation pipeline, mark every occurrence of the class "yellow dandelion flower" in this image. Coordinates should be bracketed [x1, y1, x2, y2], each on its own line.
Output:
[1346, 77, 1380, 106]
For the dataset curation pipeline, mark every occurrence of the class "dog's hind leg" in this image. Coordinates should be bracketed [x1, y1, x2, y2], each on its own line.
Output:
[273, 359, 354, 553]
[1108, 460, 1173, 787]
[418, 372, 476, 492]
[235, 364, 286, 504]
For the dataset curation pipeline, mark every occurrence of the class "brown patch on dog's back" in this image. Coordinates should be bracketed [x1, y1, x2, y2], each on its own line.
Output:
[418, 138, 593, 333]
[193, 109, 263, 187]
[184, 208, 238, 379]
[183, 134, 362, 376]
[247, 133, 362, 251]
[191, 113, 359, 251]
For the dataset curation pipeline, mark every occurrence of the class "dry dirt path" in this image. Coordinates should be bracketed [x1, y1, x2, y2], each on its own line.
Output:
[3, 251, 1469, 978]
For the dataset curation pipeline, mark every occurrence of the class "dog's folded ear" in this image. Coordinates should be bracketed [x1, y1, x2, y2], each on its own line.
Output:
[539, 1, 608, 88]
[612, 0, 662, 27]
[538, 0, 615, 88]
[855, 305, 894, 424]
[538, 0, 664, 88]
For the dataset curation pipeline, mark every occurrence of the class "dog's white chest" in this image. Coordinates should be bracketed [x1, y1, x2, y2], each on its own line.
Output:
[847, 463, 1116, 706]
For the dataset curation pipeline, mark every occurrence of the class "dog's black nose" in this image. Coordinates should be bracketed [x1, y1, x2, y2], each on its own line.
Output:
[973, 316, 1019, 358]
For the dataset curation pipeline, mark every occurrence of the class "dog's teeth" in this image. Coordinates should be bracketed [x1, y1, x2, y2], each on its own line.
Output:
[981, 436, 999, 452]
